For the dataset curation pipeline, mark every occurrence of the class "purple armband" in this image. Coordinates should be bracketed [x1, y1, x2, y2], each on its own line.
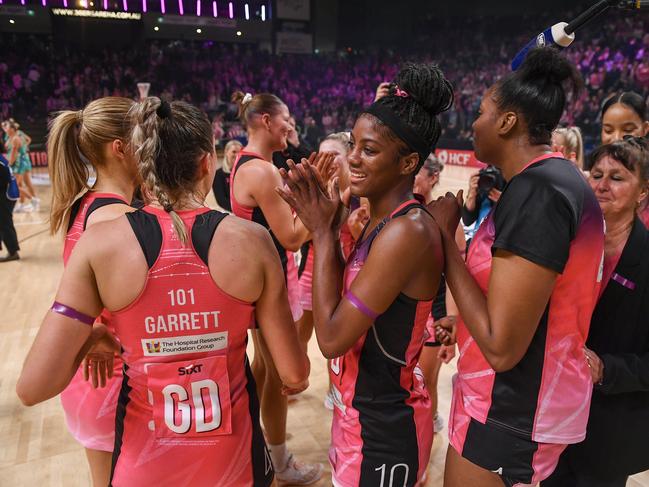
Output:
[611, 272, 636, 291]
[51, 301, 96, 326]
[344, 290, 380, 320]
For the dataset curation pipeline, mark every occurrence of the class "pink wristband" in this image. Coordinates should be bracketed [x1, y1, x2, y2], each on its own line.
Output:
[51, 301, 96, 326]
[344, 290, 380, 320]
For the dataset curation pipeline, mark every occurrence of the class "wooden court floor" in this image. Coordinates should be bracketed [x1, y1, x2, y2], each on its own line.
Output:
[1, 167, 647, 486]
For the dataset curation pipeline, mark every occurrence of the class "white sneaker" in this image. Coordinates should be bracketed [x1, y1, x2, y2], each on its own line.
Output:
[323, 389, 335, 410]
[433, 413, 445, 433]
[275, 454, 323, 485]
[31, 197, 40, 211]
[14, 203, 33, 213]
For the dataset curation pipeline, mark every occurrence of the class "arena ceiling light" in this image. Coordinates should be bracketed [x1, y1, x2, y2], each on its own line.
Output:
[178, 0, 183, 15]
[196, 27, 201, 32]
[195, 0, 200, 16]
[228, 1, 232, 18]
[236, 29, 241, 36]
[261, 4, 265, 21]
[212, 0, 216, 17]
[244, 2, 248, 19]
[154, 25, 159, 30]
[9, 18, 15, 23]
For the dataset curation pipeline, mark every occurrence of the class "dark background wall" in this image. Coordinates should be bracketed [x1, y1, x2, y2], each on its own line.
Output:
[336, 0, 594, 49]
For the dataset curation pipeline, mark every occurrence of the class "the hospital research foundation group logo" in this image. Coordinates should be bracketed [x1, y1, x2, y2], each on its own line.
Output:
[141, 332, 228, 357]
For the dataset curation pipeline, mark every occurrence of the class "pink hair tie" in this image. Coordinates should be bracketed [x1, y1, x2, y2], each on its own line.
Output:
[394, 86, 409, 98]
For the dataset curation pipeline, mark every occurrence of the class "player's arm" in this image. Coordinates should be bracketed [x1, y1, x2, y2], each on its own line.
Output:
[8, 136, 20, 165]
[439, 180, 575, 372]
[313, 214, 441, 358]
[249, 161, 310, 251]
[443, 242, 557, 372]
[16, 233, 108, 406]
[253, 227, 310, 388]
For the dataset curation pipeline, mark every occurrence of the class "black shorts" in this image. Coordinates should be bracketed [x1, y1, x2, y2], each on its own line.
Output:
[460, 418, 565, 487]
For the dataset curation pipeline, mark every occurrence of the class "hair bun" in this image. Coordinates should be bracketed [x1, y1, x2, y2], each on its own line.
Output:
[231, 90, 254, 106]
[394, 63, 454, 116]
[519, 47, 581, 89]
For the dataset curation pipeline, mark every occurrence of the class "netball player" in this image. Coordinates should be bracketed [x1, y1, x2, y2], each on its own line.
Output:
[429, 47, 605, 487]
[16, 98, 309, 486]
[551, 127, 584, 170]
[413, 156, 462, 433]
[297, 132, 352, 352]
[279, 63, 452, 487]
[600, 91, 649, 227]
[5, 120, 37, 212]
[46, 96, 137, 487]
[229, 91, 323, 484]
[600, 92, 649, 145]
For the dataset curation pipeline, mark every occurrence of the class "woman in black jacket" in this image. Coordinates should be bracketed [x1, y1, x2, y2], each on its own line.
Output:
[0, 140, 20, 262]
[543, 136, 649, 487]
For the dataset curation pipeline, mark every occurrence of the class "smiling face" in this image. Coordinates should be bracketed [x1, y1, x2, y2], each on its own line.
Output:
[347, 115, 417, 199]
[589, 155, 648, 220]
[601, 103, 648, 145]
[265, 104, 291, 152]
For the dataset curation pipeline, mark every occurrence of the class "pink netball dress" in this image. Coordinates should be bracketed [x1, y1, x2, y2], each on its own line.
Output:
[60, 192, 128, 451]
[300, 218, 358, 312]
[329, 199, 434, 487]
[108, 207, 273, 486]
[449, 154, 605, 487]
[230, 151, 302, 321]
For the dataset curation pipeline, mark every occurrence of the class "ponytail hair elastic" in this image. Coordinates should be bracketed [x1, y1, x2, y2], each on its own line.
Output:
[394, 85, 409, 98]
[242, 93, 253, 105]
[156, 100, 172, 119]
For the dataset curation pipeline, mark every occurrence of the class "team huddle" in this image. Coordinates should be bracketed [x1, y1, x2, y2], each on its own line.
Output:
[13, 44, 649, 487]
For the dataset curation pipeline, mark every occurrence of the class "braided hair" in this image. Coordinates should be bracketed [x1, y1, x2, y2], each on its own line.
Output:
[129, 97, 213, 244]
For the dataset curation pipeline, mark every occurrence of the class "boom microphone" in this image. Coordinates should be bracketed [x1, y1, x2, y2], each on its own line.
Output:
[511, 0, 646, 70]
[511, 22, 576, 71]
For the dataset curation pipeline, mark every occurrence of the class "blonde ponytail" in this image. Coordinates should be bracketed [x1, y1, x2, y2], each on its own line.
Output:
[48, 110, 88, 234]
[47, 96, 134, 235]
[554, 126, 585, 170]
[567, 127, 584, 170]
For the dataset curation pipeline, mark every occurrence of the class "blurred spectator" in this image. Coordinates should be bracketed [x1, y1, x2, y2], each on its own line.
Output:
[0, 9, 647, 148]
